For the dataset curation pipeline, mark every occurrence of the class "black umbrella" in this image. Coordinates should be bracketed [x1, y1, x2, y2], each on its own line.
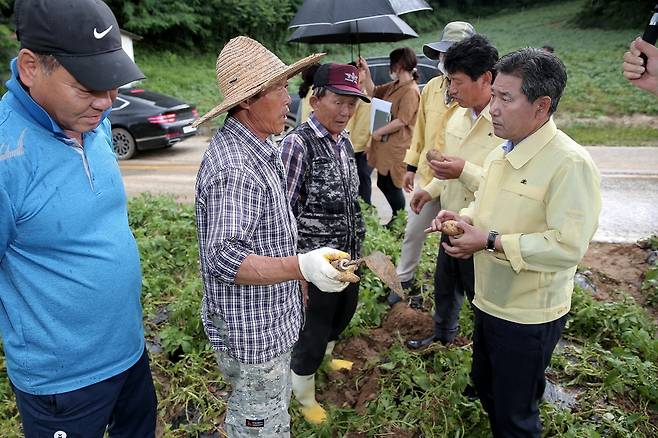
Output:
[288, 15, 418, 44]
[289, 0, 432, 27]
[288, 15, 419, 59]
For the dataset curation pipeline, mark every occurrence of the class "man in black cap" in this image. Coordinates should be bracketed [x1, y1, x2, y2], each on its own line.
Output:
[280, 63, 370, 425]
[0, 0, 155, 436]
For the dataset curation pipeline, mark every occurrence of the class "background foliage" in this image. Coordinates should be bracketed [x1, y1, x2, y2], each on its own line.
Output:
[0, 0, 17, 93]
[574, 0, 656, 29]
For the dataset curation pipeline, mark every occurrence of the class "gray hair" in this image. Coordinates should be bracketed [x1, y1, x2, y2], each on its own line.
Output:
[494, 48, 567, 115]
[35, 54, 61, 75]
[311, 86, 328, 99]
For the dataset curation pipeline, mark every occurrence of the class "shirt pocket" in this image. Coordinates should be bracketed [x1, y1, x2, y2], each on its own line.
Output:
[498, 181, 546, 233]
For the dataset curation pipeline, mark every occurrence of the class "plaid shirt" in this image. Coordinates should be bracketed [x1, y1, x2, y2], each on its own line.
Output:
[280, 113, 352, 206]
[195, 116, 302, 364]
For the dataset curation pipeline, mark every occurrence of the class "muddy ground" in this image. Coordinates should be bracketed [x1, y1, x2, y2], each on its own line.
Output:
[322, 242, 654, 431]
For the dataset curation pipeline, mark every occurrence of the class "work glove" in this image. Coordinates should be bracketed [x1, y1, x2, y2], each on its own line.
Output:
[298, 247, 350, 292]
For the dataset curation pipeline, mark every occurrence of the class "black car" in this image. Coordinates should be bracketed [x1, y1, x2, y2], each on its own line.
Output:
[109, 88, 199, 160]
[285, 54, 439, 131]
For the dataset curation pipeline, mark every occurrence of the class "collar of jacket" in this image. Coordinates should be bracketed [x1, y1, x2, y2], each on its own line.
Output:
[505, 118, 557, 170]
[308, 113, 348, 142]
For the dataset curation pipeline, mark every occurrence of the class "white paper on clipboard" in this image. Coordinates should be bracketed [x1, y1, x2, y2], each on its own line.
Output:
[370, 97, 392, 134]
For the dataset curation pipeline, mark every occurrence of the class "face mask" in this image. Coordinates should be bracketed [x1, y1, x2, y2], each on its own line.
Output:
[437, 61, 446, 75]
[437, 53, 447, 75]
[389, 71, 398, 81]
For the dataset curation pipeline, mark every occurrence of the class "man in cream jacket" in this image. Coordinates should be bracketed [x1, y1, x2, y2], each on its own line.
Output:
[428, 48, 601, 437]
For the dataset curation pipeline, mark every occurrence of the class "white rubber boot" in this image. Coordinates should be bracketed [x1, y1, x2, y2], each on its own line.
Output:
[325, 340, 353, 371]
[324, 341, 336, 357]
[291, 371, 327, 424]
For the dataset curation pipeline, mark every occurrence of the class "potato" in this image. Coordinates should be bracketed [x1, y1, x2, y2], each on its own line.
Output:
[426, 149, 443, 162]
[331, 259, 361, 283]
[441, 220, 463, 237]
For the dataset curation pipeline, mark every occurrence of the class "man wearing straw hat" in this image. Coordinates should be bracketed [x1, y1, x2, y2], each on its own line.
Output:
[194, 37, 353, 437]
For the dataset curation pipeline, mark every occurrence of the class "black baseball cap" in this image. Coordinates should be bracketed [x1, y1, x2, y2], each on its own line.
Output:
[15, 0, 145, 91]
[313, 63, 370, 102]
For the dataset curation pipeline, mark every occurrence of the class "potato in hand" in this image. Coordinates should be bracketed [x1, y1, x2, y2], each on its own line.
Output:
[426, 149, 444, 162]
[441, 220, 463, 237]
[330, 259, 360, 283]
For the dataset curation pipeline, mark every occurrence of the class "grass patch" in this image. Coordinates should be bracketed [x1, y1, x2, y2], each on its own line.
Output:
[563, 124, 658, 146]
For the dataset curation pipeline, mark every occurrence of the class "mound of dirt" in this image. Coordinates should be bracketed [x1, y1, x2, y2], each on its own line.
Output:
[580, 242, 655, 320]
[320, 304, 435, 414]
[319, 242, 655, 421]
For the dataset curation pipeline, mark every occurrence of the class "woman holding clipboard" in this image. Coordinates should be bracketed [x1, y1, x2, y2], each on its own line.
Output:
[358, 48, 421, 225]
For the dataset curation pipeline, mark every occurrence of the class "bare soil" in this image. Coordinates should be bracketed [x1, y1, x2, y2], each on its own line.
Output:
[580, 242, 656, 320]
[320, 242, 655, 425]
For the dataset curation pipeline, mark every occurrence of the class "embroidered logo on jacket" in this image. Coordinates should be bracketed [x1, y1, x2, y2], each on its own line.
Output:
[0, 129, 26, 161]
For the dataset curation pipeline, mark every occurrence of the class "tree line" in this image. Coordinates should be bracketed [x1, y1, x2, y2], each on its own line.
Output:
[0, 0, 653, 90]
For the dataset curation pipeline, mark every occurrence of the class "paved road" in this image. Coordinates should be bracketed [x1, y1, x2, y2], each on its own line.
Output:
[119, 137, 658, 243]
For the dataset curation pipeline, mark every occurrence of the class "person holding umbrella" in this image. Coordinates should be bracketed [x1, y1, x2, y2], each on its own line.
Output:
[358, 47, 421, 223]
[389, 21, 476, 306]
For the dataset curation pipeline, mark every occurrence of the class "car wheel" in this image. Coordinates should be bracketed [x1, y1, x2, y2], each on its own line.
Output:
[112, 127, 137, 160]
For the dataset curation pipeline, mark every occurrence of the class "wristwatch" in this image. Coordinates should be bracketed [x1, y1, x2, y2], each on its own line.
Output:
[486, 230, 499, 252]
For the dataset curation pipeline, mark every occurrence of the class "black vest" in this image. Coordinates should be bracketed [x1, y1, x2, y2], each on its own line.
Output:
[291, 123, 365, 259]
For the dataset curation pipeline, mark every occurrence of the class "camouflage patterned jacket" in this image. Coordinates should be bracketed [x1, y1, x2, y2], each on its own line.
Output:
[281, 120, 365, 259]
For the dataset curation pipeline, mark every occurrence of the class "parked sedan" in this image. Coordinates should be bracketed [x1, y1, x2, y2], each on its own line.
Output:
[109, 88, 199, 160]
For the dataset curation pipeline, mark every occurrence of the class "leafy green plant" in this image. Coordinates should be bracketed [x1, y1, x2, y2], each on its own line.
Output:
[642, 266, 658, 307]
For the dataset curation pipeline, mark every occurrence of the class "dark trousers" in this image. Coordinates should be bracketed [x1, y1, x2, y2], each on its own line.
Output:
[291, 281, 359, 376]
[13, 348, 157, 438]
[376, 172, 405, 219]
[433, 232, 475, 342]
[355, 151, 372, 204]
[472, 307, 567, 438]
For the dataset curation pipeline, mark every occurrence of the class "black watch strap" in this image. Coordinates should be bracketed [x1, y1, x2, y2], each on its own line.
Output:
[486, 230, 499, 252]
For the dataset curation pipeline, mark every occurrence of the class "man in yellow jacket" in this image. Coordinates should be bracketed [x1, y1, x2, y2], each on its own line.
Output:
[390, 21, 475, 306]
[407, 34, 502, 348]
[428, 48, 601, 437]
[346, 62, 373, 204]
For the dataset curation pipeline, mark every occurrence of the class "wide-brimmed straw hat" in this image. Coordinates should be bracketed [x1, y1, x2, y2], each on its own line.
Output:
[194, 36, 324, 126]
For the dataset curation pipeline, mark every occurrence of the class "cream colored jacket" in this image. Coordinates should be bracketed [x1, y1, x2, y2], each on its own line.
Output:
[423, 103, 503, 213]
[403, 76, 454, 187]
[461, 119, 601, 324]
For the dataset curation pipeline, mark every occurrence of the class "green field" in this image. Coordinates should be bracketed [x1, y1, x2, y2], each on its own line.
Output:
[1, 196, 656, 437]
[135, 1, 656, 145]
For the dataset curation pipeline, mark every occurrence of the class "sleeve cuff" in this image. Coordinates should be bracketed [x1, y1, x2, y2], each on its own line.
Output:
[209, 242, 254, 284]
[404, 149, 420, 166]
[459, 204, 474, 221]
[423, 178, 444, 199]
[459, 161, 482, 193]
[501, 233, 526, 273]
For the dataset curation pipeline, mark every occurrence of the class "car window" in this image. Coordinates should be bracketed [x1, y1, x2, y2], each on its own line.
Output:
[368, 58, 438, 88]
[417, 64, 439, 85]
[369, 63, 390, 87]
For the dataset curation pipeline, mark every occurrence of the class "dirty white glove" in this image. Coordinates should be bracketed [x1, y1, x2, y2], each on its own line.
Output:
[298, 247, 350, 292]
